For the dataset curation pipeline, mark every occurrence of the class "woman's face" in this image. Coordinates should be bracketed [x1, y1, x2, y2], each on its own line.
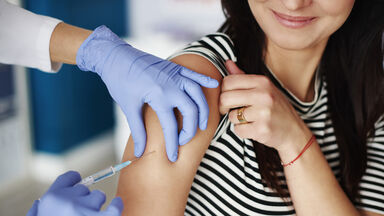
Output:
[248, 0, 355, 50]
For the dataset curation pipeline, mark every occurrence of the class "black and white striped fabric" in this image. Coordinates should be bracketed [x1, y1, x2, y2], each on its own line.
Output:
[169, 33, 384, 216]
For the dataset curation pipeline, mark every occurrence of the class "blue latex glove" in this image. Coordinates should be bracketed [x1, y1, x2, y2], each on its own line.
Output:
[26, 171, 123, 216]
[76, 25, 219, 162]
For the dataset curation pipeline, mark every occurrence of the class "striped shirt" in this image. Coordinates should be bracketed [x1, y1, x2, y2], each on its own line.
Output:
[169, 33, 384, 215]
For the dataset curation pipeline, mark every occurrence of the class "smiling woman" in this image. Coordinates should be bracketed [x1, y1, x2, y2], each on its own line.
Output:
[117, 0, 384, 215]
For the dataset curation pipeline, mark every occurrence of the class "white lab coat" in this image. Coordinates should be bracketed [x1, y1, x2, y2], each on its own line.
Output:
[0, 0, 62, 72]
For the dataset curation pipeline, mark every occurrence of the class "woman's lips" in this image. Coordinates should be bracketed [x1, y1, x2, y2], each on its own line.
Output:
[272, 10, 316, 29]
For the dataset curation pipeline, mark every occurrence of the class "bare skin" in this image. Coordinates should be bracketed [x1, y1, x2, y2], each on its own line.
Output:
[116, 54, 223, 215]
[49, 22, 92, 65]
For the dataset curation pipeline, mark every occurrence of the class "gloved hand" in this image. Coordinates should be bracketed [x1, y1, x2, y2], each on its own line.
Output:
[26, 171, 123, 216]
[76, 25, 219, 162]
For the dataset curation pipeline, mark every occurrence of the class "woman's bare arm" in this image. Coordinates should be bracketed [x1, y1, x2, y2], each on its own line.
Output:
[116, 54, 223, 216]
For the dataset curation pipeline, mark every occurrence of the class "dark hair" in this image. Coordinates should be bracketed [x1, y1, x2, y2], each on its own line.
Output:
[219, 0, 384, 201]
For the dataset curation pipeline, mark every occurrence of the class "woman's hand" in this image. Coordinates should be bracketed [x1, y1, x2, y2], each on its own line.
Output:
[220, 60, 312, 155]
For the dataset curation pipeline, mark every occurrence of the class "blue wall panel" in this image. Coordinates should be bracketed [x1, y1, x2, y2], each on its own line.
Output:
[25, 0, 128, 153]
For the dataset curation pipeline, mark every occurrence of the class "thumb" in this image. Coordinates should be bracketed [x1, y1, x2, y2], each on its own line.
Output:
[225, 60, 245, 75]
[26, 200, 39, 216]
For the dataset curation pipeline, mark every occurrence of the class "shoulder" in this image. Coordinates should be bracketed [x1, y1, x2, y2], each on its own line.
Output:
[169, 33, 237, 78]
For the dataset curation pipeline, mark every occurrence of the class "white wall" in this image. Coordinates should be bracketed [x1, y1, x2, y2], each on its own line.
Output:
[129, 0, 225, 39]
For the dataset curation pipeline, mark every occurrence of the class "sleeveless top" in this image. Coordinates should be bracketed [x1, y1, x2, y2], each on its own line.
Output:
[168, 33, 384, 216]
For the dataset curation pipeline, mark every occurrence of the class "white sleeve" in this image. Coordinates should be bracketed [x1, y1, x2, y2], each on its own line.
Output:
[0, 0, 63, 72]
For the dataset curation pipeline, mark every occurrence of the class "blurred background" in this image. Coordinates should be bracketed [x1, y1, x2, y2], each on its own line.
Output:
[0, 0, 224, 215]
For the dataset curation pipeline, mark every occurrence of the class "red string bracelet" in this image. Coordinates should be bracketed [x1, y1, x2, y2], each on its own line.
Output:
[282, 135, 316, 167]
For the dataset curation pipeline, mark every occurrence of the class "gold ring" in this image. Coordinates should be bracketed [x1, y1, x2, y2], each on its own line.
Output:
[237, 107, 248, 124]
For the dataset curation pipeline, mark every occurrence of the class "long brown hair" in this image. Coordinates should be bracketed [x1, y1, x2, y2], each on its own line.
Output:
[219, 0, 384, 201]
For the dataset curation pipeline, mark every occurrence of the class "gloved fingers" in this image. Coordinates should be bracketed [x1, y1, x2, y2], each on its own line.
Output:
[180, 67, 219, 88]
[49, 171, 82, 191]
[60, 183, 90, 196]
[26, 200, 39, 216]
[182, 79, 210, 131]
[124, 105, 147, 158]
[76, 190, 106, 210]
[154, 108, 179, 162]
[172, 92, 198, 146]
[99, 197, 124, 216]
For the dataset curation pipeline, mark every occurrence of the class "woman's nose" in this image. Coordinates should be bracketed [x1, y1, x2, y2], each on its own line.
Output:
[281, 0, 312, 11]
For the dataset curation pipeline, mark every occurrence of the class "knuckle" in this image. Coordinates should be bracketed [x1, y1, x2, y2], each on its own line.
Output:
[223, 75, 237, 87]
[221, 76, 230, 89]
[259, 76, 272, 87]
[261, 108, 272, 121]
[261, 91, 274, 107]
[183, 99, 198, 114]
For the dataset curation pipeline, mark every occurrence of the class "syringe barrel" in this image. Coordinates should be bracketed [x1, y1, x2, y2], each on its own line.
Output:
[80, 167, 115, 186]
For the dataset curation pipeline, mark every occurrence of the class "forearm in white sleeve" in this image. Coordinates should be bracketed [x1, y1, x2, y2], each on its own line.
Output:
[0, 0, 62, 72]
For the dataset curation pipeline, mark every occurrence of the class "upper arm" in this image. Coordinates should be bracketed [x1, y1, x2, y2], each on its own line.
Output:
[359, 210, 384, 216]
[116, 54, 223, 216]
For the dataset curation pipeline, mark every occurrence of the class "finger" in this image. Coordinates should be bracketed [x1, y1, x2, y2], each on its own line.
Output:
[225, 60, 245, 75]
[234, 122, 270, 143]
[180, 67, 219, 88]
[220, 87, 274, 115]
[219, 89, 261, 114]
[233, 122, 253, 140]
[101, 197, 124, 216]
[221, 74, 270, 92]
[155, 109, 179, 162]
[229, 106, 272, 125]
[76, 190, 106, 210]
[229, 107, 250, 125]
[49, 171, 81, 191]
[173, 91, 198, 145]
[182, 80, 208, 131]
[26, 200, 39, 216]
[124, 105, 147, 158]
[60, 184, 90, 196]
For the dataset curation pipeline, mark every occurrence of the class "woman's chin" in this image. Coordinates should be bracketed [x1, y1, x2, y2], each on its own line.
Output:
[267, 34, 322, 51]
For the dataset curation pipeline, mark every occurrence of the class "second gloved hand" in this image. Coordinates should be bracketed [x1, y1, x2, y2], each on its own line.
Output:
[26, 171, 123, 216]
[76, 26, 219, 162]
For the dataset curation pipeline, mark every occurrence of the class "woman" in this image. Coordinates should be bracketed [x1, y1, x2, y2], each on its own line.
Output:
[117, 0, 384, 215]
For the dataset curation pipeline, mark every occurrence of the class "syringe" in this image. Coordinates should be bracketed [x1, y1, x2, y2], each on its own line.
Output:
[79, 151, 154, 186]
